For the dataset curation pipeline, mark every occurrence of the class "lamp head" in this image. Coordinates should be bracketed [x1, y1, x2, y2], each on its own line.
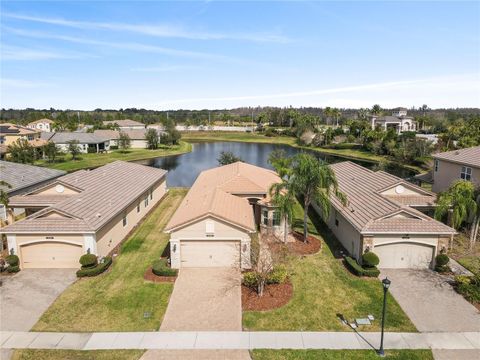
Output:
[382, 277, 391, 290]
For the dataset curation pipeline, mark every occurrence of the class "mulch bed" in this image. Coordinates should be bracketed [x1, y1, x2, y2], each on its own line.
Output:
[288, 232, 322, 255]
[242, 281, 293, 311]
[143, 266, 176, 283]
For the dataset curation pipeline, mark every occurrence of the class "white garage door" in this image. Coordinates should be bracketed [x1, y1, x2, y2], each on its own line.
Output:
[375, 242, 434, 269]
[180, 240, 240, 267]
[20, 242, 83, 268]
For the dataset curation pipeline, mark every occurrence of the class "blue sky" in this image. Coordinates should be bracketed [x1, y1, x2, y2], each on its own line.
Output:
[1, 1, 479, 110]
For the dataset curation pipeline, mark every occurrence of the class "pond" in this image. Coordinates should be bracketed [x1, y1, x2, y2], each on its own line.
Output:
[141, 142, 416, 187]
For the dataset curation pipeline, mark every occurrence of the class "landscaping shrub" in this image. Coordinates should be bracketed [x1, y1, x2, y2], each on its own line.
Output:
[5, 254, 19, 267]
[266, 266, 288, 284]
[435, 254, 450, 273]
[344, 256, 380, 277]
[79, 253, 98, 269]
[152, 258, 177, 277]
[264, 128, 277, 137]
[76, 257, 112, 277]
[242, 272, 259, 288]
[362, 252, 380, 268]
[6, 265, 20, 273]
[110, 145, 118, 150]
[455, 275, 480, 303]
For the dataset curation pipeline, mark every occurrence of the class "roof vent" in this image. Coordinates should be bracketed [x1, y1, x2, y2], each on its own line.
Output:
[96, 213, 102, 218]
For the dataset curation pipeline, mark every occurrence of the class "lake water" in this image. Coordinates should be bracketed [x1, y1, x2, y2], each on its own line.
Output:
[142, 142, 415, 187]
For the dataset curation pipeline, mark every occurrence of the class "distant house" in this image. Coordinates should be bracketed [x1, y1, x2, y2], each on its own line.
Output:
[103, 119, 145, 130]
[315, 162, 455, 269]
[0, 123, 48, 159]
[432, 146, 480, 193]
[369, 108, 417, 134]
[93, 129, 149, 149]
[44, 132, 110, 153]
[1, 161, 167, 268]
[27, 118, 55, 133]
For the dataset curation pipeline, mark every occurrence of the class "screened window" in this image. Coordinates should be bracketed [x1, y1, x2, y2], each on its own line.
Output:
[262, 209, 269, 226]
[272, 211, 281, 226]
[461, 166, 472, 181]
[144, 195, 149, 207]
[150, 188, 153, 200]
[122, 214, 127, 227]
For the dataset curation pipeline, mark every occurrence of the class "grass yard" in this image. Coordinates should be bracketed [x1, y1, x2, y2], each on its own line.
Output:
[12, 350, 144, 360]
[252, 349, 434, 360]
[35, 142, 192, 172]
[457, 256, 480, 276]
[243, 201, 416, 332]
[449, 233, 480, 275]
[32, 189, 187, 332]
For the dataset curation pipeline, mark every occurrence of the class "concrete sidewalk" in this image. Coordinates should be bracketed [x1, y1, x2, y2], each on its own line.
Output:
[2, 331, 479, 351]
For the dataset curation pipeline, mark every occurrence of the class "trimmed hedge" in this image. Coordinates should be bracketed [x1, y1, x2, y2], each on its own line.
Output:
[76, 257, 112, 277]
[152, 258, 177, 277]
[79, 253, 98, 268]
[362, 252, 380, 268]
[5, 254, 19, 267]
[7, 265, 20, 273]
[266, 266, 288, 284]
[344, 256, 380, 277]
[435, 254, 450, 273]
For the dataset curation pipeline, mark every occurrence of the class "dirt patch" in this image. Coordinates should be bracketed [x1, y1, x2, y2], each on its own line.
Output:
[288, 232, 322, 255]
[242, 282, 293, 311]
[143, 266, 176, 283]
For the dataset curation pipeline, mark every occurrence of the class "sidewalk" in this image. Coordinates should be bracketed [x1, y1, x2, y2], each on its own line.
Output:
[2, 331, 479, 351]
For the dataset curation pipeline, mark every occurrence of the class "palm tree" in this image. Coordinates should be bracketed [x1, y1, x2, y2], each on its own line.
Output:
[332, 108, 341, 128]
[290, 153, 347, 242]
[0, 181, 12, 208]
[324, 107, 332, 125]
[435, 180, 478, 249]
[371, 104, 382, 115]
[269, 181, 295, 243]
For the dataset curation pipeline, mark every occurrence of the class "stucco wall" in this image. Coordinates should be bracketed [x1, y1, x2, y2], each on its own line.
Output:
[433, 159, 479, 193]
[95, 179, 166, 256]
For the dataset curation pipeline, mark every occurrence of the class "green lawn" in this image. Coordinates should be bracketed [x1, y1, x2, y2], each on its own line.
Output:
[252, 350, 433, 360]
[457, 256, 480, 276]
[32, 189, 187, 332]
[12, 350, 144, 360]
[243, 201, 416, 332]
[35, 142, 192, 172]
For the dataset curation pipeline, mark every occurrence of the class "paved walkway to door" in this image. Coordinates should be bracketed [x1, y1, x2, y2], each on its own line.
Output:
[381, 269, 480, 332]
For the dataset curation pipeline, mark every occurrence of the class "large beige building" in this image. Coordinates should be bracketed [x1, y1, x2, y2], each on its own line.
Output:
[1, 161, 167, 268]
[432, 146, 480, 193]
[317, 162, 455, 269]
[0, 123, 48, 158]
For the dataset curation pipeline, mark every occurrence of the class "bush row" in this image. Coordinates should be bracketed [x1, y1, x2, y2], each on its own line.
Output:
[455, 275, 480, 304]
[76, 257, 112, 277]
[152, 258, 177, 277]
[242, 266, 288, 289]
[344, 256, 380, 277]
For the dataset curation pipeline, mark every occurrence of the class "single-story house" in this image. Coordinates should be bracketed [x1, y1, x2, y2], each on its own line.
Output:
[165, 162, 282, 269]
[93, 129, 149, 149]
[27, 118, 55, 133]
[43, 132, 110, 153]
[432, 146, 479, 193]
[0, 161, 167, 268]
[103, 119, 146, 130]
[316, 161, 455, 269]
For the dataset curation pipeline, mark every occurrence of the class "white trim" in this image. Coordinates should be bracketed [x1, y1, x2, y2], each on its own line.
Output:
[83, 234, 97, 255]
[177, 237, 244, 241]
[373, 240, 437, 248]
[7, 234, 17, 255]
[165, 214, 256, 234]
[19, 239, 84, 247]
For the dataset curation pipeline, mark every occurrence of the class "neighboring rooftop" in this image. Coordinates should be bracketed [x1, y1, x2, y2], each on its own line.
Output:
[0, 161, 66, 195]
[103, 119, 145, 128]
[28, 118, 54, 125]
[432, 146, 480, 168]
[48, 132, 109, 144]
[329, 161, 454, 235]
[165, 162, 281, 232]
[0, 123, 39, 135]
[94, 129, 147, 140]
[1, 161, 167, 233]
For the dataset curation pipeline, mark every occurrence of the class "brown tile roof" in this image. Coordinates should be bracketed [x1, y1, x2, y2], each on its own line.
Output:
[432, 146, 480, 168]
[383, 195, 437, 207]
[103, 119, 145, 127]
[94, 129, 147, 140]
[27, 118, 54, 125]
[1, 161, 167, 233]
[165, 162, 280, 232]
[0, 123, 39, 135]
[8, 194, 73, 207]
[329, 162, 455, 235]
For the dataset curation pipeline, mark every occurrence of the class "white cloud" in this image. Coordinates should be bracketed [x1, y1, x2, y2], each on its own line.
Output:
[0, 78, 53, 88]
[1, 45, 90, 60]
[131, 64, 200, 72]
[4, 12, 291, 43]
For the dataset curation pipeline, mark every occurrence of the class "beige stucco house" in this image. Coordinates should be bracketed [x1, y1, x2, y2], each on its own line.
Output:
[369, 108, 417, 134]
[165, 162, 282, 269]
[103, 119, 146, 130]
[94, 129, 149, 149]
[0, 161, 167, 268]
[27, 118, 55, 133]
[432, 146, 480, 193]
[316, 162, 456, 269]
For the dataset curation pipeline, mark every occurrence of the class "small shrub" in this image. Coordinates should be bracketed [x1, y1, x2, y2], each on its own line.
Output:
[7, 265, 20, 273]
[243, 272, 259, 288]
[455, 275, 471, 286]
[362, 252, 380, 268]
[266, 266, 288, 284]
[76, 257, 112, 277]
[435, 254, 450, 273]
[264, 128, 277, 137]
[455, 275, 480, 303]
[87, 147, 96, 154]
[5, 254, 19, 267]
[344, 256, 380, 277]
[79, 253, 98, 268]
[110, 145, 119, 150]
[152, 258, 177, 277]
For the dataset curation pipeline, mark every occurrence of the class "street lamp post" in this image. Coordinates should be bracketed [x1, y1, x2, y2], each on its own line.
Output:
[378, 277, 391, 357]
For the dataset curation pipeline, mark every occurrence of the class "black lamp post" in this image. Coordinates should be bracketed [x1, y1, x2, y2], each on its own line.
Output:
[378, 277, 391, 357]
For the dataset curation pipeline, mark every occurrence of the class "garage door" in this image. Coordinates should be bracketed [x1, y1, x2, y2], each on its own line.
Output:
[375, 242, 434, 269]
[20, 242, 83, 268]
[180, 240, 240, 267]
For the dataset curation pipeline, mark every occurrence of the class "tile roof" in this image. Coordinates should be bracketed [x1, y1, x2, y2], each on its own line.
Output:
[1, 161, 167, 233]
[0, 161, 66, 194]
[165, 162, 281, 232]
[432, 146, 480, 168]
[0, 123, 39, 135]
[329, 162, 455, 235]
[49, 132, 109, 144]
[28, 118, 54, 125]
[8, 194, 73, 207]
[94, 129, 147, 140]
[103, 119, 145, 127]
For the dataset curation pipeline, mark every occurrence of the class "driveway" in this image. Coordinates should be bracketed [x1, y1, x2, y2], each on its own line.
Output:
[381, 269, 480, 332]
[0, 269, 77, 331]
[160, 268, 242, 331]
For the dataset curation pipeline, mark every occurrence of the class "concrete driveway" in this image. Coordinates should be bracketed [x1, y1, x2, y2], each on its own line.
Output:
[0, 269, 77, 331]
[381, 269, 480, 332]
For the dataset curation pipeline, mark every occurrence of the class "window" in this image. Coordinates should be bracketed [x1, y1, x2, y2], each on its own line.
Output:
[461, 166, 472, 181]
[272, 211, 281, 226]
[144, 195, 149, 207]
[262, 209, 269, 226]
[150, 188, 153, 200]
[434, 160, 439, 172]
[27, 135, 34, 140]
[137, 203, 140, 213]
[122, 214, 127, 227]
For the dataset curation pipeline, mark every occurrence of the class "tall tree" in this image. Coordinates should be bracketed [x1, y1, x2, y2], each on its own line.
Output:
[371, 104, 382, 115]
[268, 149, 292, 179]
[7, 139, 35, 164]
[44, 141, 61, 163]
[67, 140, 81, 160]
[118, 132, 131, 152]
[145, 128, 159, 149]
[290, 153, 347, 241]
[269, 180, 295, 243]
[217, 151, 242, 165]
[331, 108, 341, 127]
